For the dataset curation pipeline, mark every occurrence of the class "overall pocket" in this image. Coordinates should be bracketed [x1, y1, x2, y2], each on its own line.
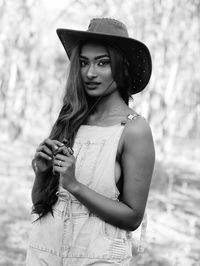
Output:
[102, 222, 132, 261]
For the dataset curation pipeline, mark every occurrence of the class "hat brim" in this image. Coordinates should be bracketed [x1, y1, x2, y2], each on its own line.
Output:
[56, 28, 152, 94]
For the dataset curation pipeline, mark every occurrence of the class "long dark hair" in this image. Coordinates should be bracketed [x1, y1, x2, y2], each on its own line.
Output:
[32, 40, 132, 219]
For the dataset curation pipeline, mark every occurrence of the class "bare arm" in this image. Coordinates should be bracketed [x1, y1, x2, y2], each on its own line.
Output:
[55, 118, 155, 231]
[120, 118, 155, 223]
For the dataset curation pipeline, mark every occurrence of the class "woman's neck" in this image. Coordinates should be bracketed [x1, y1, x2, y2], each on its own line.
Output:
[85, 91, 132, 125]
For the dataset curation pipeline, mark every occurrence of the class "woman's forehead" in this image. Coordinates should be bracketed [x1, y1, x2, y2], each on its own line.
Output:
[80, 41, 108, 57]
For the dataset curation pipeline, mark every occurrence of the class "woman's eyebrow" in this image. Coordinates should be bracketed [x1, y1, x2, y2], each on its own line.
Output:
[80, 54, 110, 60]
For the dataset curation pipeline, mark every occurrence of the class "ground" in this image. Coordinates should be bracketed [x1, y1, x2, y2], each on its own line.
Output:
[0, 137, 199, 266]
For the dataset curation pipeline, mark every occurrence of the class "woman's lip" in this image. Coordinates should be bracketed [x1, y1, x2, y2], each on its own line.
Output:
[85, 82, 101, 88]
[85, 82, 101, 85]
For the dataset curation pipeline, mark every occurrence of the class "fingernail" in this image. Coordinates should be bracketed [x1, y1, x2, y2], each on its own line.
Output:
[48, 156, 52, 160]
[55, 146, 58, 150]
[68, 147, 74, 155]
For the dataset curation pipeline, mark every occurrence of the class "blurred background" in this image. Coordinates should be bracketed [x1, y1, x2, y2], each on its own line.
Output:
[0, 0, 199, 265]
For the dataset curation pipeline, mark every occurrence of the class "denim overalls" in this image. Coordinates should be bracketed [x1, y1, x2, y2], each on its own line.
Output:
[26, 114, 146, 265]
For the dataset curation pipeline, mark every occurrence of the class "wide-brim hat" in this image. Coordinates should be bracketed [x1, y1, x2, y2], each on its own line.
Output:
[56, 18, 152, 94]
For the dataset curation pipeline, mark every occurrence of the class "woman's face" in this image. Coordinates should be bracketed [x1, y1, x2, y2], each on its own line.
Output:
[80, 42, 117, 97]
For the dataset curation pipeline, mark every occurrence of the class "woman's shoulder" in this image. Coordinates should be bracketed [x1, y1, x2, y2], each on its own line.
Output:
[122, 112, 154, 151]
[125, 113, 152, 137]
[119, 112, 155, 168]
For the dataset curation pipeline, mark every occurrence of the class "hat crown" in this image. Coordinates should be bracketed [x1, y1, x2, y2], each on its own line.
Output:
[87, 18, 129, 38]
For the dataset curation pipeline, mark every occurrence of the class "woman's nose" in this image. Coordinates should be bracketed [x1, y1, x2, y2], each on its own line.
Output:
[86, 64, 97, 79]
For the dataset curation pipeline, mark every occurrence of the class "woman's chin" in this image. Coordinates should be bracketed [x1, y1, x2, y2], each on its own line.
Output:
[85, 90, 103, 98]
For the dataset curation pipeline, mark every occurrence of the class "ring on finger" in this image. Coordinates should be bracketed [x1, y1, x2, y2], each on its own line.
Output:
[58, 160, 62, 167]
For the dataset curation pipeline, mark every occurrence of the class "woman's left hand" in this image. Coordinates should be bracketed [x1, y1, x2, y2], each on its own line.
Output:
[53, 145, 77, 190]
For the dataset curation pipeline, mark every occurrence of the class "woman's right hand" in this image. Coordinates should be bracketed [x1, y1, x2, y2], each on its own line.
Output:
[32, 139, 64, 174]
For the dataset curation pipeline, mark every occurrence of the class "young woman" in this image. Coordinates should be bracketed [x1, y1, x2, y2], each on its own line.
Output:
[26, 18, 155, 265]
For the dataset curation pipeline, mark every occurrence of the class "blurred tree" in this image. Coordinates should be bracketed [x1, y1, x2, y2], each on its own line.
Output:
[0, 0, 66, 143]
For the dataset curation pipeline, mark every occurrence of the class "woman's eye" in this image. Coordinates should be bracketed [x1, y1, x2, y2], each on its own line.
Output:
[98, 60, 110, 66]
[80, 60, 87, 67]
